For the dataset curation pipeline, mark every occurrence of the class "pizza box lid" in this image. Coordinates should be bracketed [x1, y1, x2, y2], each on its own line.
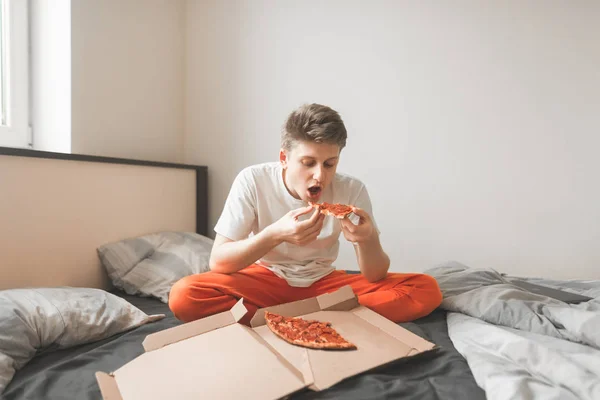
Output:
[95, 298, 311, 400]
[249, 285, 437, 391]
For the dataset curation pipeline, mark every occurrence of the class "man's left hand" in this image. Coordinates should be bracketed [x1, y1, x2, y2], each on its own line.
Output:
[340, 207, 376, 244]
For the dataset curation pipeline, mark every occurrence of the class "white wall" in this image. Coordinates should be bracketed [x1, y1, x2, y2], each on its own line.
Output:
[30, 0, 71, 154]
[184, 1, 600, 279]
[70, 0, 185, 163]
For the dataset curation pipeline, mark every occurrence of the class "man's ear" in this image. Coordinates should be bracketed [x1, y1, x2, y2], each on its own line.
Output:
[279, 149, 288, 168]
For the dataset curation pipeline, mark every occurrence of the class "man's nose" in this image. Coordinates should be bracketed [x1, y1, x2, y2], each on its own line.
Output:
[313, 166, 324, 181]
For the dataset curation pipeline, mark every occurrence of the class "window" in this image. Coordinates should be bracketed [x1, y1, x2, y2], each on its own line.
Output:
[0, 0, 29, 148]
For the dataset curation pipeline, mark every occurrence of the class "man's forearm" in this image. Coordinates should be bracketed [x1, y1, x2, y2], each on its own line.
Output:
[354, 234, 390, 282]
[209, 228, 281, 274]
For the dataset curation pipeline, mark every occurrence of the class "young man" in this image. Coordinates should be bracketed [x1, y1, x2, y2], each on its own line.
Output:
[169, 104, 442, 325]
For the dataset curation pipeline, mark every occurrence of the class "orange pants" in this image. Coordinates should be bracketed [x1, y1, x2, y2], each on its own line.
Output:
[168, 265, 443, 326]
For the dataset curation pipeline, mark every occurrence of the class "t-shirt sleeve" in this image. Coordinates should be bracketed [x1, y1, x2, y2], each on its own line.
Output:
[213, 169, 257, 241]
[351, 184, 380, 235]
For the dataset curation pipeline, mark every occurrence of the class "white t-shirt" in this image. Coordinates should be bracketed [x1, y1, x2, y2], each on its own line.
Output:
[213, 162, 379, 287]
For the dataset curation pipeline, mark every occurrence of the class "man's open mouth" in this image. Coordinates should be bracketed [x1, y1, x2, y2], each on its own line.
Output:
[307, 185, 322, 199]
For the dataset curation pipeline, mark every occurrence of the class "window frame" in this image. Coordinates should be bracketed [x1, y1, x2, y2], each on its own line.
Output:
[0, 0, 30, 149]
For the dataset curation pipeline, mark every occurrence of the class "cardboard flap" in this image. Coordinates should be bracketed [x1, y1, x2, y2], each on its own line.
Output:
[240, 325, 312, 386]
[105, 324, 309, 400]
[353, 307, 436, 352]
[143, 298, 247, 351]
[95, 372, 123, 400]
[250, 297, 320, 327]
[316, 285, 359, 311]
[253, 324, 315, 385]
[250, 286, 359, 327]
[230, 296, 248, 322]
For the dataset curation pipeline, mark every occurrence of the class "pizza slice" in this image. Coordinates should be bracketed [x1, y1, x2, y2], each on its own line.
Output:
[264, 311, 357, 350]
[309, 202, 354, 219]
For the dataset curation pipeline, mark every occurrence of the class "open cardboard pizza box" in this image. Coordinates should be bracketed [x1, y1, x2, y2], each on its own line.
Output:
[95, 285, 436, 400]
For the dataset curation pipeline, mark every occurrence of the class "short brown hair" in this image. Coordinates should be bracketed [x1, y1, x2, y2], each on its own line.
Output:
[281, 103, 347, 150]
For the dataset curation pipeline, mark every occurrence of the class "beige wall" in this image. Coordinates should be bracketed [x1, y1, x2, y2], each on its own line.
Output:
[70, 0, 185, 163]
[184, 1, 600, 279]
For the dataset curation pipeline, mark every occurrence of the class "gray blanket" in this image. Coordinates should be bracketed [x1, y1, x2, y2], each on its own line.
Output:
[426, 261, 600, 400]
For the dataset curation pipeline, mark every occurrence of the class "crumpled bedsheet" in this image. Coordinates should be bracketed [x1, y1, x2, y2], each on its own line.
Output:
[426, 261, 600, 400]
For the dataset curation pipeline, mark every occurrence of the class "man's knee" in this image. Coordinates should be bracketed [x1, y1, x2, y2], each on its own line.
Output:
[410, 273, 443, 314]
[168, 275, 202, 322]
[384, 273, 443, 321]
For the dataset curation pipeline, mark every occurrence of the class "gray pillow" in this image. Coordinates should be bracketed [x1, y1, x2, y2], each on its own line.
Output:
[97, 231, 214, 303]
[0, 287, 164, 394]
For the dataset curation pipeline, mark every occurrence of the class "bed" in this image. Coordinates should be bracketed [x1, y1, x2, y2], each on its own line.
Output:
[1, 146, 597, 400]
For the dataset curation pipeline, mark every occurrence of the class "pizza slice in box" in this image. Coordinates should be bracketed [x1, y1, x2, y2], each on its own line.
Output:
[264, 311, 357, 350]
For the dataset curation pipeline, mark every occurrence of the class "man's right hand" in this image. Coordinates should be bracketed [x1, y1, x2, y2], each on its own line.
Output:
[267, 205, 325, 246]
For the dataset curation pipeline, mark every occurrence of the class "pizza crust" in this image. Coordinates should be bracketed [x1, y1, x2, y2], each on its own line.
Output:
[292, 338, 357, 350]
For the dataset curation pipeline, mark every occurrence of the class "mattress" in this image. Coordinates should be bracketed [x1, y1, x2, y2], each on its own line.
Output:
[3, 291, 485, 400]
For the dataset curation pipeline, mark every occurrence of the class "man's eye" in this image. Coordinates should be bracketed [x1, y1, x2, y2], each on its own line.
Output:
[325, 163, 335, 168]
[303, 162, 315, 167]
